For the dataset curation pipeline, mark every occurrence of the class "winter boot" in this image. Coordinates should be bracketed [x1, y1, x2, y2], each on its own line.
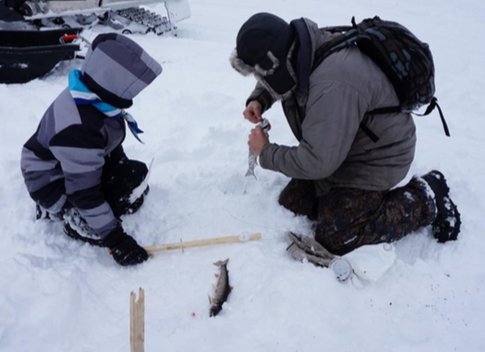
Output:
[109, 185, 150, 218]
[36, 204, 64, 221]
[63, 208, 105, 247]
[421, 170, 461, 242]
[127, 186, 150, 215]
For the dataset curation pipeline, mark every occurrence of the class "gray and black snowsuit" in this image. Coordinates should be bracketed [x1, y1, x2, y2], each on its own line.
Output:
[20, 33, 162, 238]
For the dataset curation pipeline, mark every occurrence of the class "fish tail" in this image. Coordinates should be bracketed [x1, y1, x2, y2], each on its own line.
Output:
[245, 169, 257, 178]
[213, 258, 230, 267]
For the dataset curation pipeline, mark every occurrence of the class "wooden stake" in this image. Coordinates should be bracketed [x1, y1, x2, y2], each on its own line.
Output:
[130, 288, 145, 352]
[144, 233, 262, 254]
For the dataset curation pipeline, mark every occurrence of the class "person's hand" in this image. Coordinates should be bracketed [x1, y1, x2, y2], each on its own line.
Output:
[243, 100, 263, 124]
[248, 126, 269, 156]
[103, 225, 149, 266]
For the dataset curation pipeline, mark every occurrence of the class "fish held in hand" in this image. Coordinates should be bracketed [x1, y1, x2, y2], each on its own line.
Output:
[246, 118, 271, 179]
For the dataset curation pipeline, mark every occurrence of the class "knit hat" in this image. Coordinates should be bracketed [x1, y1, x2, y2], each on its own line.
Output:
[230, 13, 296, 97]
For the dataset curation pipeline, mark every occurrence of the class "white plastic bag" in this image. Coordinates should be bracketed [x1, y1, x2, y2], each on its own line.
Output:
[343, 243, 396, 282]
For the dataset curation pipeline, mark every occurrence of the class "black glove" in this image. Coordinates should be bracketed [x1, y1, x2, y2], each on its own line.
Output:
[103, 225, 149, 266]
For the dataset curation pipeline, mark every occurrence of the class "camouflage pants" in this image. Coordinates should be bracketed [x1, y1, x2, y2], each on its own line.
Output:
[279, 178, 436, 255]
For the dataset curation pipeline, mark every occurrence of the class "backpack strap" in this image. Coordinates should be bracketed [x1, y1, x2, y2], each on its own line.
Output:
[360, 106, 402, 143]
[359, 115, 380, 143]
[320, 25, 354, 33]
[320, 16, 357, 33]
[361, 98, 450, 143]
[365, 106, 401, 115]
[414, 97, 450, 137]
[312, 29, 360, 72]
[312, 16, 360, 72]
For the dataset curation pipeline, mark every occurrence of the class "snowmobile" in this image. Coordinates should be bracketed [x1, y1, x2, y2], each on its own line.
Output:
[0, 0, 190, 83]
[0, 0, 190, 35]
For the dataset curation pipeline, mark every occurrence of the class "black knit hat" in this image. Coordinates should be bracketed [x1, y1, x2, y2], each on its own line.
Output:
[231, 13, 296, 95]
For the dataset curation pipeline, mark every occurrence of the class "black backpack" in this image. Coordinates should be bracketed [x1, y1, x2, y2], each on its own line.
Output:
[313, 16, 449, 141]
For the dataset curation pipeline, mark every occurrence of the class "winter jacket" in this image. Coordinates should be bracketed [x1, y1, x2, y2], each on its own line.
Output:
[20, 33, 162, 237]
[249, 18, 416, 196]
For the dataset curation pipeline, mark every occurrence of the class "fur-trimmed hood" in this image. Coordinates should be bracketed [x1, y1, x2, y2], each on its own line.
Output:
[230, 49, 280, 77]
[230, 44, 297, 101]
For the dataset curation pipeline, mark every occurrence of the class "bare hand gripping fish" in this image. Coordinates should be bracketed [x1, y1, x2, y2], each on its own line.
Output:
[209, 258, 232, 317]
[246, 118, 271, 179]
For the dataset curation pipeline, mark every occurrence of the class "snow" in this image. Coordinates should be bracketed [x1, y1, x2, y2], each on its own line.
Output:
[1, 0, 485, 351]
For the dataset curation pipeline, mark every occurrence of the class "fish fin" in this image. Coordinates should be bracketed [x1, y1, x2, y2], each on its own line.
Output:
[229, 286, 233, 292]
[208, 294, 212, 304]
[214, 273, 219, 278]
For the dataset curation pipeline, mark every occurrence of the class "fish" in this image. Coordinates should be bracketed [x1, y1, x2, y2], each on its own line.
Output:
[208, 258, 232, 317]
[246, 118, 271, 179]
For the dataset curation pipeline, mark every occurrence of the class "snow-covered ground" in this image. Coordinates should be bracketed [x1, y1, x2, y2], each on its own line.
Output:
[1, 0, 485, 351]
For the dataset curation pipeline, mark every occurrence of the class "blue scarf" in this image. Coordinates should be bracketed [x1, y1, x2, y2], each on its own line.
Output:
[68, 69, 144, 143]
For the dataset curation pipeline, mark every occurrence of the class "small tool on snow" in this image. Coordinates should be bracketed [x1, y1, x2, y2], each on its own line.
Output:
[144, 233, 262, 254]
[286, 232, 353, 282]
[130, 288, 145, 352]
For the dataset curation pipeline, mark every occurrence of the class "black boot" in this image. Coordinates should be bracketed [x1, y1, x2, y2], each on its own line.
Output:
[126, 186, 150, 215]
[36, 204, 64, 221]
[63, 208, 105, 247]
[102, 159, 149, 218]
[421, 170, 461, 242]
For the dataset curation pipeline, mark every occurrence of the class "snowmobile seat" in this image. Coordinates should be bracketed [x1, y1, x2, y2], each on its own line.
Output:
[0, 28, 80, 84]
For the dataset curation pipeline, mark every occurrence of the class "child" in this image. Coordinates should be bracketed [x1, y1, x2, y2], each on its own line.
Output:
[20, 33, 162, 266]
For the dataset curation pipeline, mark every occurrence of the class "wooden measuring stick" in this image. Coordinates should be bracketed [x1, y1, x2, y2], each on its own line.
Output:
[130, 288, 145, 352]
[144, 233, 262, 254]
